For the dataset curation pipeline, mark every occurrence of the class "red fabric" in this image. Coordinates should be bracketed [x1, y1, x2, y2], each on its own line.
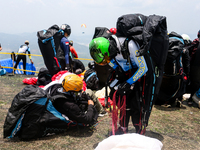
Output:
[23, 77, 38, 85]
[98, 97, 113, 107]
[70, 46, 78, 58]
[51, 70, 86, 91]
[51, 71, 68, 81]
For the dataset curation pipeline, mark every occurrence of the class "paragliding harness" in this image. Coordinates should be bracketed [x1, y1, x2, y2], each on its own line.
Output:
[5, 85, 89, 140]
[93, 13, 169, 134]
[91, 27, 134, 108]
[37, 25, 64, 76]
[156, 32, 187, 105]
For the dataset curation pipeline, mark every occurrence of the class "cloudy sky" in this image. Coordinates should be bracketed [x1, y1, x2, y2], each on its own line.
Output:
[1, 0, 200, 41]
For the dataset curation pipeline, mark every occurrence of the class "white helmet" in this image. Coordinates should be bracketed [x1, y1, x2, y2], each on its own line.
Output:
[181, 34, 190, 41]
[181, 34, 191, 45]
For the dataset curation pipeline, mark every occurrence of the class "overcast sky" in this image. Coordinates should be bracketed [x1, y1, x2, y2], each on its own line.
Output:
[1, 0, 200, 41]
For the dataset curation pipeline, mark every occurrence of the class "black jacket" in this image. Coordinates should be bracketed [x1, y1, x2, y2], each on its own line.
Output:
[48, 84, 97, 124]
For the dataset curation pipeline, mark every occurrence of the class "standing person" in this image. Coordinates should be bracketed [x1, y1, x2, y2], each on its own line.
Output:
[59, 24, 73, 72]
[89, 36, 148, 134]
[0, 43, 2, 68]
[188, 30, 200, 63]
[186, 30, 200, 105]
[69, 40, 78, 58]
[0, 43, 2, 51]
[89, 14, 168, 135]
[14, 40, 33, 75]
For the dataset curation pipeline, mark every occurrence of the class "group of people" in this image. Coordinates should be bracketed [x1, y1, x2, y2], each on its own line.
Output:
[3, 13, 200, 141]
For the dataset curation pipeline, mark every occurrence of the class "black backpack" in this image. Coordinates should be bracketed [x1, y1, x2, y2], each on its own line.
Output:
[156, 32, 187, 105]
[37, 25, 63, 76]
[164, 32, 184, 75]
[36, 67, 52, 86]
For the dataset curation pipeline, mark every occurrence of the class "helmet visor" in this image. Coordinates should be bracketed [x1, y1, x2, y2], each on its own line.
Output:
[90, 48, 105, 64]
[98, 55, 111, 66]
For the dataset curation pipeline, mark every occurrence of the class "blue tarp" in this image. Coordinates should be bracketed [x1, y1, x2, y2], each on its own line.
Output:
[0, 58, 36, 75]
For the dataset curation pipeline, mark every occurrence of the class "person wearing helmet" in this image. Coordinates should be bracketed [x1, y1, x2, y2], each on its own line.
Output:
[83, 68, 108, 117]
[0, 43, 2, 68]
[69, 40, 78, 58]
[46, 74, 98, 125]
[89, 35, 148, 134]
[60, 24, 73, 72]
[14, 40, 33, 75]
[185, 30, 200, 105]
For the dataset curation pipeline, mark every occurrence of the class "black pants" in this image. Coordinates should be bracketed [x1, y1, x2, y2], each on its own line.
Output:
[14, 55, 26, 74]
[119, 82, 141, 129]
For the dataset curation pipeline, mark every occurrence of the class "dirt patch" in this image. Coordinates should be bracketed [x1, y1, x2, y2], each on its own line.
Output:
[0, 74, 200, 150]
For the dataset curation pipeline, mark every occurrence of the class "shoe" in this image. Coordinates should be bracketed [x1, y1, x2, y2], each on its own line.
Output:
[188, 98, 193, 106]
[176, 100, 182, 108]
[109, 127, 128, 136]
[98, 110, 108, 117]
[161, 104, 171, 108]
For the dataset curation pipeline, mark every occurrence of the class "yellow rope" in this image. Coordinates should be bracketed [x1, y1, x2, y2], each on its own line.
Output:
[1, 66, 39, 73]
[0, 52, 92, 74]
[0, 52, 93, 60]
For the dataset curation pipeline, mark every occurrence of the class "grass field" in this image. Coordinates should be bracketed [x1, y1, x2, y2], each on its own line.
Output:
[0, 74, 200, 150]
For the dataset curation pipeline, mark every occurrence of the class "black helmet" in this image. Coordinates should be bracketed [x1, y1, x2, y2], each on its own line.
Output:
[84, 69, 99, 90]
[69, 40, 73, 46]
[88, 61, 95, 69]
[60, 24, 71, 36]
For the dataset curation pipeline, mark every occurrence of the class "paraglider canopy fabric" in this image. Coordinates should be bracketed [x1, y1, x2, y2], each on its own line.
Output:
[81, 24, 87, 28]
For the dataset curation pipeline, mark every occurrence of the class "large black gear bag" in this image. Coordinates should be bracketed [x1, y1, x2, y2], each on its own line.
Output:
[37, 25, 63, 76]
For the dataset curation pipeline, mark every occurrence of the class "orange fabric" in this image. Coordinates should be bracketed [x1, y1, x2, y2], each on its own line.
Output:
[70, 46, 78, 58]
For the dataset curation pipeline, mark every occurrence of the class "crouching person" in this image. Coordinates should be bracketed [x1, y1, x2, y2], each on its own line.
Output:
[83, 68, 107, 117]
[3, 74, 98, 140]
[49, 74, 98, 125]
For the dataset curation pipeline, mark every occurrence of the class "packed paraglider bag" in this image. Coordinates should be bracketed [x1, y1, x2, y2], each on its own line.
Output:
[156, 32, 188, 105]
[3, 85, 92, 140]
[37, 25, 64, 76]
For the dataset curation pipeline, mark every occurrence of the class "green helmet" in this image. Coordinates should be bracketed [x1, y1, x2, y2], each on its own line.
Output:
[89, 37, 110, 64]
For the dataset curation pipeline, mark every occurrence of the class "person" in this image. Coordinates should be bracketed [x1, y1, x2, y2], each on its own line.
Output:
[187, 30, 200, 63]
[14, 40, 33, 74]
[0, 43, 2, 51]
[89, 36, 148, 134]
[47, 73, 98, 125]
[59, 24, 73, 72]
[69, 40, 78, 58]
[89, 14, 168, 135]
[186, 30, 200, 105]
[83, 68, 107, 117]
[0, 43, 2, 68]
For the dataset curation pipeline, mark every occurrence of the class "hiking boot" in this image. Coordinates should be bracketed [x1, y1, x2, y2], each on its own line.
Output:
[176, 100, 182, 108]
[98, 110, 108, 117]
[161, 104, 171, 108]
[109, 127, 128, 136]
[188, 98, 193, 106]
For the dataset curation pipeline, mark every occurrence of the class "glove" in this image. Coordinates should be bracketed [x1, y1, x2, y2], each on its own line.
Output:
[117, 82, 134, 95]
[81, 91, 92, 101]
